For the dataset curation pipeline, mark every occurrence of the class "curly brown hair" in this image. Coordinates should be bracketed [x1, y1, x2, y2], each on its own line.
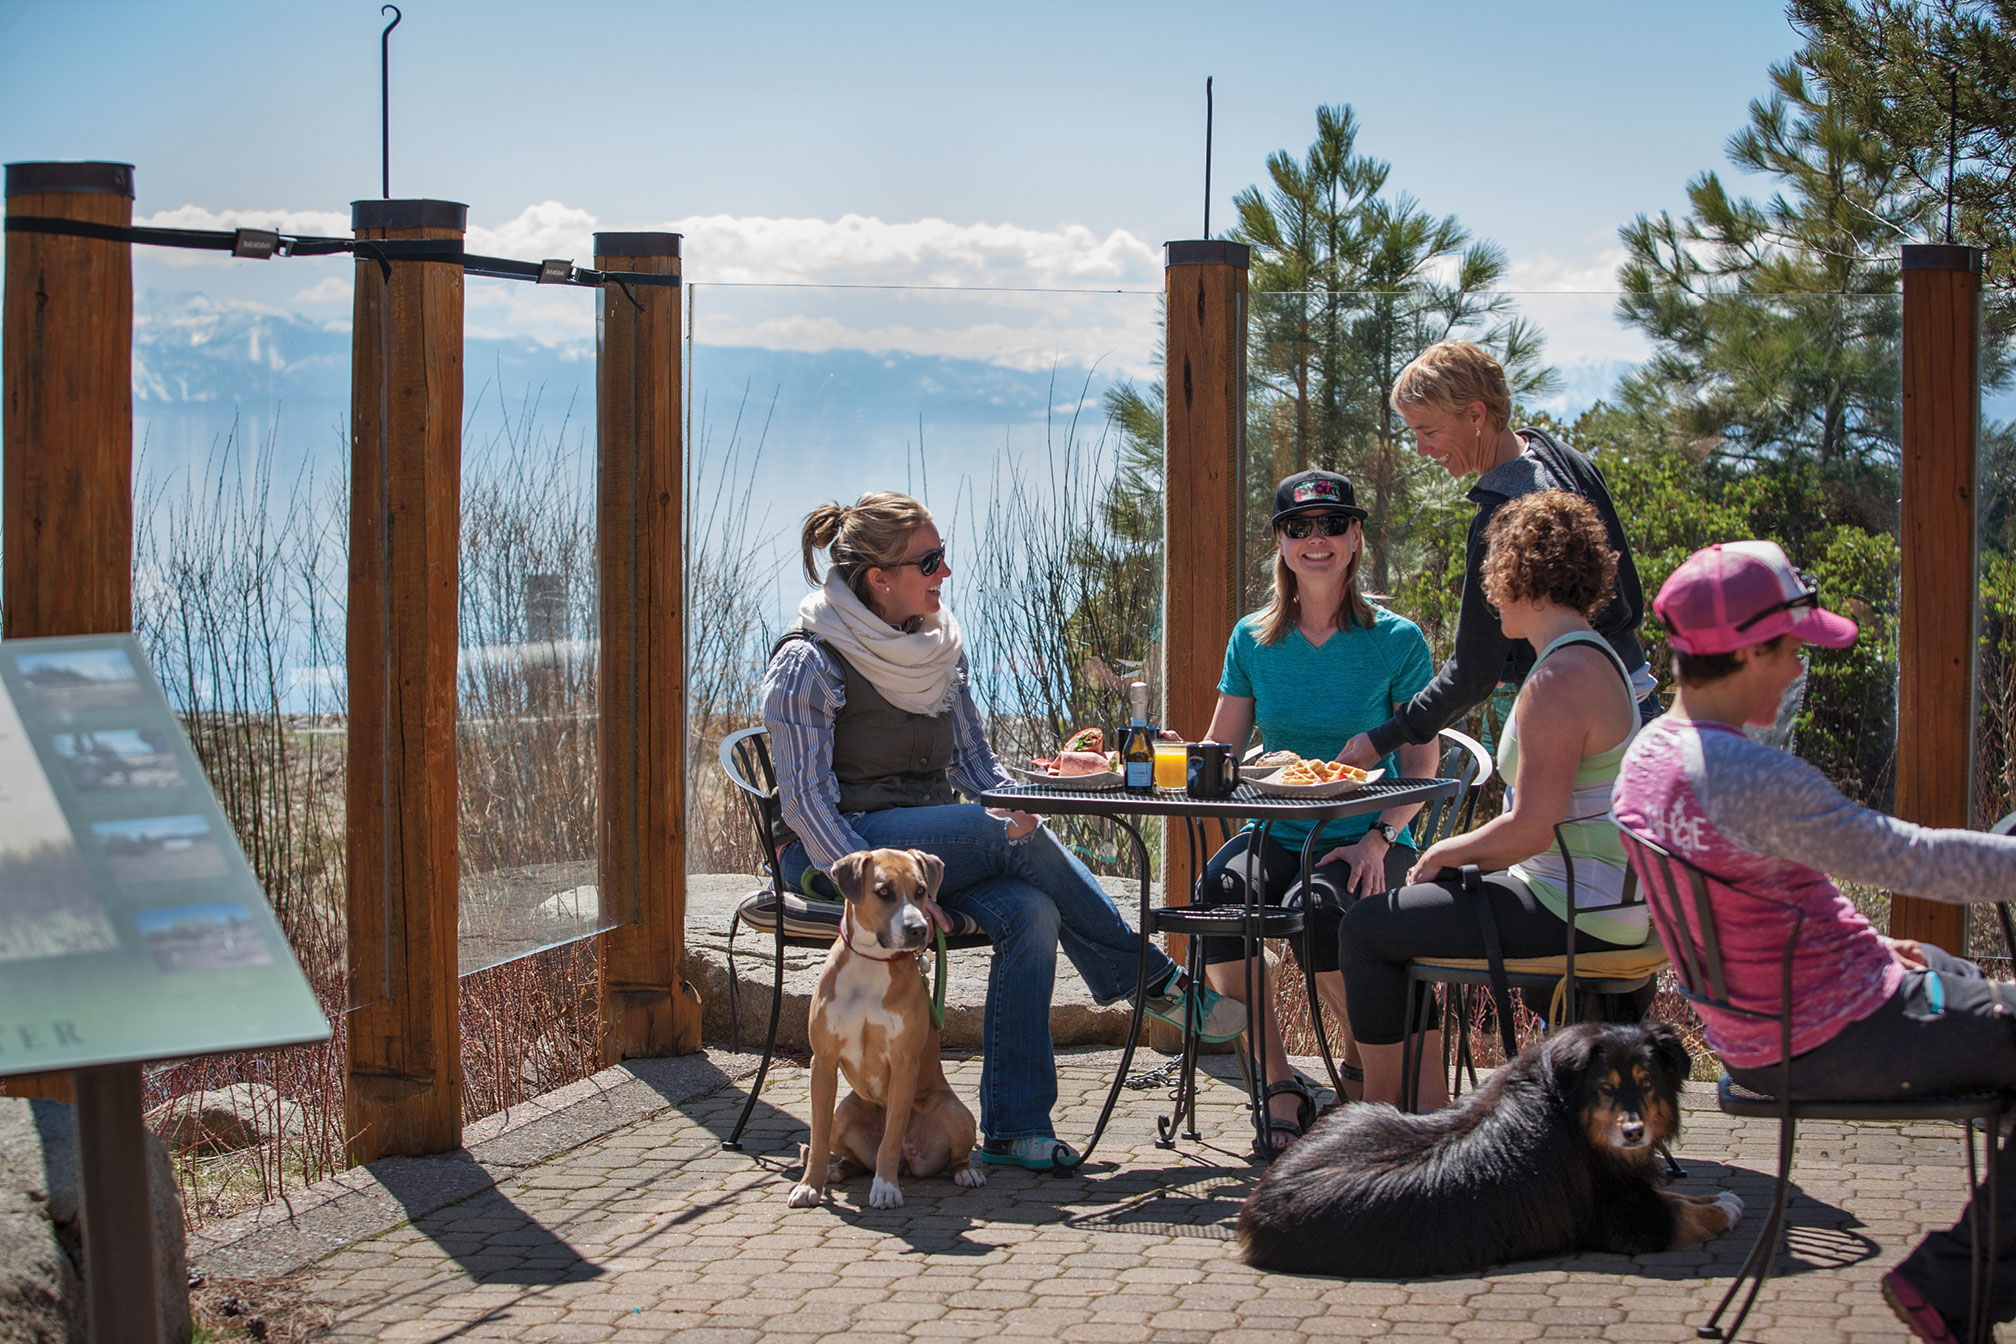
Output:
[1480, 490, 1617, 619]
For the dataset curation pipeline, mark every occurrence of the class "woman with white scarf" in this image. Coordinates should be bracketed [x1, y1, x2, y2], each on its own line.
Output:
[761, 491, 1243, 1170]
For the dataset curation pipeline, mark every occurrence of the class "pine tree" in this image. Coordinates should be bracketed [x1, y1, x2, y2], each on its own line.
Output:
[1615, 58, 1931, 524]
[1229, 105, 1555, 591]
[1791, 0, 2016, 335]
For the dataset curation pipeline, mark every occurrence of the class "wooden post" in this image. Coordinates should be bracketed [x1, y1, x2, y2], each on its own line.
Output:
[74, 1064, 162, 1344]
[1892, 243, 1983, 952]
[1159, 241, 1249, 997]
[594, 232, 702, 1063]
[345, 198, 466, 1160]
[2, 160, 136, 1105]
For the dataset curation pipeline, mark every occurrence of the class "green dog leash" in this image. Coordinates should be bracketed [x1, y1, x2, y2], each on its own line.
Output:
[805, 867, 949, 1030]
[930, 928, 948, 1032]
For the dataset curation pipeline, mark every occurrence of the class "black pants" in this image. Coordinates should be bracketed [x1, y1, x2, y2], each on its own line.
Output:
[1335, 869, 1621, 1046]
[1728, 945, 2016, 1324]
[1194, 830, 1415, 975]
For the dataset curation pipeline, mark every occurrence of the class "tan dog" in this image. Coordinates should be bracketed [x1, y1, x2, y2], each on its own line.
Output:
[788, 847, 984, 1209]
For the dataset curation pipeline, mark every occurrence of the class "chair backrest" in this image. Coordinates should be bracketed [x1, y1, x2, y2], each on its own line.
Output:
[718, 725, 783, 880]
[1616, 826, 1800, 1054]
[1414, 726, 1494, 847]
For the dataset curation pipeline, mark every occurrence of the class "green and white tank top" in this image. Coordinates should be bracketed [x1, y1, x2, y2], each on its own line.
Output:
[1497, 630, 1647, 946]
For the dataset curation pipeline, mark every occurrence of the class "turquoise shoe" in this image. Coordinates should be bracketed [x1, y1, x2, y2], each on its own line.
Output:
[1140, 970, 1246, 1042]
[979, 1135, 1081, 1171]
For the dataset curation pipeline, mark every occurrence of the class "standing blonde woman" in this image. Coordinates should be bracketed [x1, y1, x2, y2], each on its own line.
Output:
[761, 490, 1243, 1171]
[1338, 339, 1656, 772]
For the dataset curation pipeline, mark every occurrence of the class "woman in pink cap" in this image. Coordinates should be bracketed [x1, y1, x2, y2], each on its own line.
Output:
[1612, 540, 2016, 1344]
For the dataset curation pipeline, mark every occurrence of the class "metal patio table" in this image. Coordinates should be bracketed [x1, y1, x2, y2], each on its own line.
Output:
[977, 776, 1458, 1163]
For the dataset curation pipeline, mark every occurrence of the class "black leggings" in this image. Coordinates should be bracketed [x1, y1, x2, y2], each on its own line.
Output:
[1336, 870, 1616, 1045]
[1194, 829, 1416, 974]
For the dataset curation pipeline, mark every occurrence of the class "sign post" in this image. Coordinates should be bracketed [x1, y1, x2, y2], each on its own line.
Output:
[0, 633, 330, 1344]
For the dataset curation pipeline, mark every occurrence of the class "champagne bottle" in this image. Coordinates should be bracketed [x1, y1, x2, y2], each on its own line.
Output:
[1121, 681, 1155, 792]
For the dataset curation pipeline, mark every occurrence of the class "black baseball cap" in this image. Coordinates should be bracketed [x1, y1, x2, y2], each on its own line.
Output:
[1270, 469, 1367, 528]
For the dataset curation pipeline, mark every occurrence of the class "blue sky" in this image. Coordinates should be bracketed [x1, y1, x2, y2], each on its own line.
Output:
[3, 1, 1804, 303]
[0, 2, 1877, 689]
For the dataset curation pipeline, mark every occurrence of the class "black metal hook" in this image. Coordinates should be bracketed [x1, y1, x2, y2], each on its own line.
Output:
[381, 5, 402, 199]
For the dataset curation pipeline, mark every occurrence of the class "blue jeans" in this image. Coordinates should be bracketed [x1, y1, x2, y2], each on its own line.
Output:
[780, 803, 1173, 1141]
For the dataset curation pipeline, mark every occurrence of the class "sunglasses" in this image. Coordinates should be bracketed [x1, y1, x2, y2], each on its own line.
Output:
[1733, 570, 1821, 633]
[1278, 515, 1356, 540]
[889, 544, 948, 578]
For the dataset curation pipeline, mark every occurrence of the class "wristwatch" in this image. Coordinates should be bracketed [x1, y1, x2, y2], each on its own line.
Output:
[1372, 821, 1401, 846]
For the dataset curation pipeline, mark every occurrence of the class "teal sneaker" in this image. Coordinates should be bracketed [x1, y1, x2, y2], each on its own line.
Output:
[979, 1135, 1081, 1171]
[1140, 970, 1245, 1043]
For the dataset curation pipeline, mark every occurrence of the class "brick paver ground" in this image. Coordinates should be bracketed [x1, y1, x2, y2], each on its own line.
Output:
[291, 1056, 1984, 1342]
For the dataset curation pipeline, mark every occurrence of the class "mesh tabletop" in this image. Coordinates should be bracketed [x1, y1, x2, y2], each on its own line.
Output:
[976, 777, 1455, 820]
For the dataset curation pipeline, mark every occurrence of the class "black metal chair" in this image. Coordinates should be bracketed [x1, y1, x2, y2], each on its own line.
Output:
[1620, 822, 2013, 1344]
[1415, 726, 1495, 849]
[1399, 812, 1669, 1112]
[715, 726, 990, 1150]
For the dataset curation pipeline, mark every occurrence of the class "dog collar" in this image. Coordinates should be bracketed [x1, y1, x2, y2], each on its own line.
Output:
[839, 911, 921, 962]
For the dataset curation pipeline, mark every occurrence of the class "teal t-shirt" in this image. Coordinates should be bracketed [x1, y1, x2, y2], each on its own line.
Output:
[1219, 604, 1435, 850]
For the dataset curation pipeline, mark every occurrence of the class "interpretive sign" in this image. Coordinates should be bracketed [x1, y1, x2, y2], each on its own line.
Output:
[0, 634, 329, 1076]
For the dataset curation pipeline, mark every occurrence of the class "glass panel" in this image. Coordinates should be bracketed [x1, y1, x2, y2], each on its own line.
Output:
[1244, 288, 1903, 799]
[683, 282, 1163, 881]
[1974, 374, 2016, 964]
[1980, 375, 2016, 834]
[132, 378, 372, 1013]
[456, 282, 608, 975]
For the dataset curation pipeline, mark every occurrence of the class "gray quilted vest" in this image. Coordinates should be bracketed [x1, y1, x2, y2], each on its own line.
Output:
[770, 631, 958, 853]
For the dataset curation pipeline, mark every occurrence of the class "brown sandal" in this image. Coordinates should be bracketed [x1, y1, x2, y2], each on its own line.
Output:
[1256, 1076, 1316, 1160]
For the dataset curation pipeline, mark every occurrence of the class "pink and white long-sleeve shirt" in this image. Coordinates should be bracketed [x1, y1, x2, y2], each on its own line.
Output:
[1612, 715, 2016, 1068]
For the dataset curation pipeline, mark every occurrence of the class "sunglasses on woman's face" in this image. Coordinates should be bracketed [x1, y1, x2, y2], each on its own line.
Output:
[1278, 515, 1355, 540]
[1733, 569, 1821, 632]
[890, 544, 948, 578]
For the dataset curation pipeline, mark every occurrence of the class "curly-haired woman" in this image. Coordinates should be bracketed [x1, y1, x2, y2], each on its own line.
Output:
[1336, 490, 1651, 1109]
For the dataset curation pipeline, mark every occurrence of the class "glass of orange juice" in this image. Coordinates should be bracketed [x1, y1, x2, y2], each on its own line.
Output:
[1153, 740, 1188, 790]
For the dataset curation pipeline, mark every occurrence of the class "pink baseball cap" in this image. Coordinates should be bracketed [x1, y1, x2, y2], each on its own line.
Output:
[1653, 541, 1859, 655]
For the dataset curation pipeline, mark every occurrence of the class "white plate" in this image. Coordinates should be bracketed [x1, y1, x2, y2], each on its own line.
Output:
[1008, 764, 1126, 790]
[1245, 765, 1385, 798]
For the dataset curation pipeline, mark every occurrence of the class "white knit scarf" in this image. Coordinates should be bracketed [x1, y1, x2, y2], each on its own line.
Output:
[795, 573, 965, 716]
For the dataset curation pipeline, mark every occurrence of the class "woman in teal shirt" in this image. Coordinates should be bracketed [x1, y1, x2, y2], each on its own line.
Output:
[1186, 470, 1439, 1156]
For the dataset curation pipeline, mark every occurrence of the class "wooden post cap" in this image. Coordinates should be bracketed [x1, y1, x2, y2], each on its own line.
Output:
[1902, 244, 1984, 273]
[593, 232, 681, 258]
[1165, 240, 1250, 269]
[351, 199, 467, 231]
[5, 162, 134, 197]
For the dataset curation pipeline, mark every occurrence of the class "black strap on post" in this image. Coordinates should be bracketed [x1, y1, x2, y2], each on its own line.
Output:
[1459, 863, 1522, 1061]
[2, 215, 683, 292]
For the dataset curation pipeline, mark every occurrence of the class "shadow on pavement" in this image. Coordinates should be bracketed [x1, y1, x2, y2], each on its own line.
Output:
[372, 1151, 605, 1288]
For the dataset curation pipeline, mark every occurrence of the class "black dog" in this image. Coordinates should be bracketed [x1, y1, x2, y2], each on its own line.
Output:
[1237, 1022, 1743, 1277]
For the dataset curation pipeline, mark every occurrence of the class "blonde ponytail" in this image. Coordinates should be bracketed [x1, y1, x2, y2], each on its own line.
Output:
[799, 491, 934, 608]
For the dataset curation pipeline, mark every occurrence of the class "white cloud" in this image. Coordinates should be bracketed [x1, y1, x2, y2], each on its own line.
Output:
[1501, 248, 1632, 294]
[122, 199, 1643, 378]
[462, 203, 1165, 368]
[132, 205, 352, 267]
[1496, 249, 1652, 371]
[293, 276, 349, 304]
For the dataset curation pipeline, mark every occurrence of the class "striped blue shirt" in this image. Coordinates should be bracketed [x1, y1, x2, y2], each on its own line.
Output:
[759, 638, 1014, 870]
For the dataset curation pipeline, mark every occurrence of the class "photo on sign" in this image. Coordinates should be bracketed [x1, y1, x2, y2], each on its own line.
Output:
[135, 902, 273, 974]
[0, 694, 116, 965]
[50, 728, 185, 793]
[90, 814, 227, 885]
[15, 647, 143, 714]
